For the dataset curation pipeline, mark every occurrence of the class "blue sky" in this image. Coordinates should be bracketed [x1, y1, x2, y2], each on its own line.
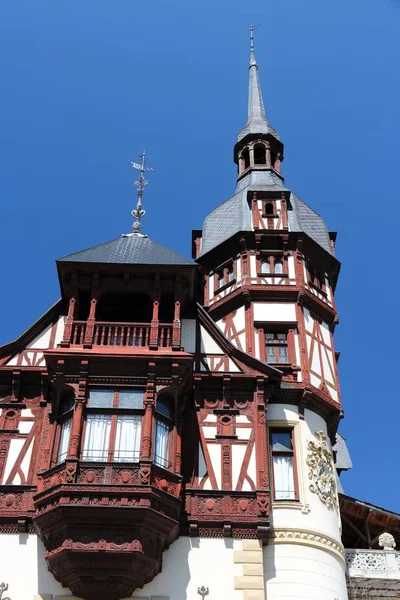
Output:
[1, 0, 399, 511]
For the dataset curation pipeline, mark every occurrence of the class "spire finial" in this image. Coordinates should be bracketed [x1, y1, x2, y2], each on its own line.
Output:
[126, 151, 154, 237]
[237, 24, 279, 142]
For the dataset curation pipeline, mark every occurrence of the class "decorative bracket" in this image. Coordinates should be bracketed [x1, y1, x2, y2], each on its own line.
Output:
[0, 583, 11, 600]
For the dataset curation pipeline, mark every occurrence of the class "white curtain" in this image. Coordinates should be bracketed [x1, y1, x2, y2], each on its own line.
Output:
[273, 455, 295, 499]
[114, 416, 142, 462]
[154, 420, 169, 468]
[57, 418, 72, 463]
[82, 415, 111, 461]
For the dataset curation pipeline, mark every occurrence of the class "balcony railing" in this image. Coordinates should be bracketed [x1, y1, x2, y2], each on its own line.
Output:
[69, 321, 176, 349]
[346, 548, 400, 578]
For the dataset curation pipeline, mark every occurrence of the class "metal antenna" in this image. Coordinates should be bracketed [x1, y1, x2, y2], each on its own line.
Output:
[127, 151, 154, 236]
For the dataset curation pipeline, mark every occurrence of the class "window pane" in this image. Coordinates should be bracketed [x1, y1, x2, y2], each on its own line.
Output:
[271, 431, 292, 452]
[154, 420, 169, 468]
[273, 455, 295, 500]
[261, 260, 270, 274]
[88, 388, 114, 408]
[277, 333, 286, 342]
[118, 389, 144, 409]
[57, 418, 72, 463]
[114, 415, 142, 462]
[228, 266, 234, 281]
[266, 346, 276, 362]
[82, 414, 112, 461]
[156, 397, 173, 419]
[274, 261, 283, 274]
[278, 346, 288, 363]
[265, 333, 274, 342]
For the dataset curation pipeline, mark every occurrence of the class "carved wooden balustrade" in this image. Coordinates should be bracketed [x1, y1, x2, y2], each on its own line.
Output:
[184, 489, 270, 540]
[69, 321, 179, 350]
[33, 459, 183, 600]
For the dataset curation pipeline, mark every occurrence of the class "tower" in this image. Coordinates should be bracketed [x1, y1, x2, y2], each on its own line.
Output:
[0, 29, 358, 600]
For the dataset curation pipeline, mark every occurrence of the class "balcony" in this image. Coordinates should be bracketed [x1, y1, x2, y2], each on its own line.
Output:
[63, 320, 179, 350]
[33, 458, 182, 600]
[346, 548, 400, 599]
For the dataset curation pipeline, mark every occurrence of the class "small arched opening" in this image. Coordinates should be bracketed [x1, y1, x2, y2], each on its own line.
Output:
[96, 292, 153, 323]
[254, 143, 267, 165]
[242, 147, 250, 170]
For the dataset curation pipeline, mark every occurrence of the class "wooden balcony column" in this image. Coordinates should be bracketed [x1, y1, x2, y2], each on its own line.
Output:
[141, 365, 155, 459]
[67, 362, 88, 469]
[60, 271, 78, 347]
[83, 273, 99, 347]
[172, 277, 182, 351]
[149, 276, 160, 350]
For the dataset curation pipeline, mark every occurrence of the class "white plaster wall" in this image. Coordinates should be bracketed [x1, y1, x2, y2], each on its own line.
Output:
[0, 534, 71, 598]
[287, 255, 295, 281]
[200, 326, 222, 354]
[265, 543, 348, 600]
[135, 537, 243, 600]
[253, 303, 296, 322]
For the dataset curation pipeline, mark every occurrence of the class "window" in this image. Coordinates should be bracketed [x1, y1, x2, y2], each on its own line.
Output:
[270, 429, 296, 500]
[56, 394, 75, 463]
[215, 261, 235, 290]
[307, 261, 325, 291]
[264, 202, 274, 216]
[261, 260, 270, 274]
[259, 255, 285, 276]
[265, 332, 288, 364]
[82, 388, 144, 462]
[154, 395, 174, 469]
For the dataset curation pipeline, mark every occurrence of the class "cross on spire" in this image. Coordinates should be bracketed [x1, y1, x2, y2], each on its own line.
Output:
[127, 151, 154, 237]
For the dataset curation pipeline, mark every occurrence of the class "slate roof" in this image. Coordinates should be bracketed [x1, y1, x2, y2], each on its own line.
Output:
[58, 234, 193, 266]
[199, 169, 333, 256]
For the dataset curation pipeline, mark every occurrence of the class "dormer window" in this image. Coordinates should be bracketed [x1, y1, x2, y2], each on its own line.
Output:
[154, 395, 174, 469]
[81, 388, 144, 462]
[264, 202, 275, 216]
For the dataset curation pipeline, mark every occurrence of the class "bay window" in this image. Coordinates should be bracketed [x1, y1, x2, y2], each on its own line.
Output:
[270, 428, 297, 500]
[82, 388, 144, 462]
[154, 395, 173, 469]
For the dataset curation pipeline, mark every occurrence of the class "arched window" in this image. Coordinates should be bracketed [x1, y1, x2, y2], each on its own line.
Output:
[242, 147, 250, 170]
[261, 260, 270, 274]
[254, 143, 266, 165]
[56, 393, 75, 464]
[265, 202, 274, 216]
[274, 261, 283, 274]
[154, 395, 174, 469]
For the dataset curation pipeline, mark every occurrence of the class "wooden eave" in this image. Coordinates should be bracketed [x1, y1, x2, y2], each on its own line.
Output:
[0, 299, 64, 365]
[56, 260, 198, 301]
[340, 493, 400, 549]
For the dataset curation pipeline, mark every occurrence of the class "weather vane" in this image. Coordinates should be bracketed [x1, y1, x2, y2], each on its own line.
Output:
[126, 151, 154, 236]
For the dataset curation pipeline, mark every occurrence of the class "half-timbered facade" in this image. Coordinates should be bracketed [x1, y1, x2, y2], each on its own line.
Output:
[0, 30, 398, 600]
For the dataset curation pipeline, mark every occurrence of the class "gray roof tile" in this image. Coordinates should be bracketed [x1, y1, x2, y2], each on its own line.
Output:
[58, 234, 194, 266]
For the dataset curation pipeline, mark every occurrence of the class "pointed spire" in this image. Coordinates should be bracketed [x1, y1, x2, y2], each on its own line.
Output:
[124, 151, 154, 238]
[237, 25, 279, 142]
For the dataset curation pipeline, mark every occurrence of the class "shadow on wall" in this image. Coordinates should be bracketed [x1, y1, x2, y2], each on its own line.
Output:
[36, 536, 72, 598]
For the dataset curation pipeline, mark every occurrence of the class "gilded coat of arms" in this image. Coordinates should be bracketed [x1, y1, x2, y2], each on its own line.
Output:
[306, 430, 337, 510]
